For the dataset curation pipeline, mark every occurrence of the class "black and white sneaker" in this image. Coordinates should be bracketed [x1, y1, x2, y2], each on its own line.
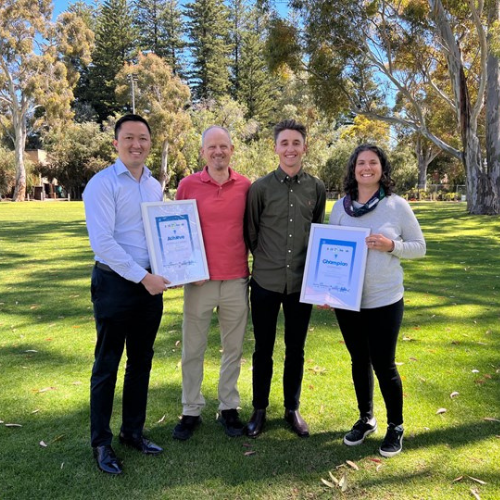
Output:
[379, 423, 404, 457]
[343, 417, 377, 446]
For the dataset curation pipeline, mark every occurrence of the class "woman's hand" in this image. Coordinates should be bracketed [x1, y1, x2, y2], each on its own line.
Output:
[366, 234, 395, 252]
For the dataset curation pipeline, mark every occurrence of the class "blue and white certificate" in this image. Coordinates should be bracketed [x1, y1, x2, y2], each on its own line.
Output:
[142, 200, 209, 287]
[300, 224, 370, 311]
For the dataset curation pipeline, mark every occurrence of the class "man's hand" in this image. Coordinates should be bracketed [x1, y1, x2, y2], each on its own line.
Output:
[141, 272, 171, 295]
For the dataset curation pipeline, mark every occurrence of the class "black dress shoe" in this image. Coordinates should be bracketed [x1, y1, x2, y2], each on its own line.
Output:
[93, 445, 123, 475]
[246, 409, 266, 438]
[284, 409, 310, 437]
[119, 433, 163, 455]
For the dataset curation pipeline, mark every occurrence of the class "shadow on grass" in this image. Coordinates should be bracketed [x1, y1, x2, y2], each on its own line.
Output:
[1, 393, 499, 500]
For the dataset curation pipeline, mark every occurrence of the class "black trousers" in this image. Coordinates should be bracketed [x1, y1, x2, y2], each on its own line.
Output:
[334, 298, 404, 426]
[250, 279, 313, 410]
[90, 266, 163, 447]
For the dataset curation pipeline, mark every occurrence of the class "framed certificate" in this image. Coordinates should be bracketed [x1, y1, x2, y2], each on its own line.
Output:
[141, 200, 209, 287]
[300, 224, 370, 311]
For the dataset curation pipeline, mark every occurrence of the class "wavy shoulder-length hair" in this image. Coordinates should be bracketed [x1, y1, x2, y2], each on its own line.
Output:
[343, 144, 395, 199]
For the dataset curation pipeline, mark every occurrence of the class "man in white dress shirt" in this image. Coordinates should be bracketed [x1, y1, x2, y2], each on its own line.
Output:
[83, 114, 169, 475]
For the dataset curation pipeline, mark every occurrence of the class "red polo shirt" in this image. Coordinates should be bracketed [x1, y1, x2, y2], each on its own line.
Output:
[176, 166, 251, 280]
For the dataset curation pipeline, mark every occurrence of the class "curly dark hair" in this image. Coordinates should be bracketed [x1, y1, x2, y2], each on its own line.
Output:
[343, 144, 395, 199]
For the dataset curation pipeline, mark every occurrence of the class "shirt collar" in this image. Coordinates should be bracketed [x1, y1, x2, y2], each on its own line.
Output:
[200, 165, 235, 184]
[114, 158, 152, 180]
[275, 165, 305, 183]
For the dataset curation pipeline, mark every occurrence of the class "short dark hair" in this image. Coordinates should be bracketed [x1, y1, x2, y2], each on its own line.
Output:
[344, 144, 395, 199]
[274, 119, 307, 143]
[114, 114, 151, 139]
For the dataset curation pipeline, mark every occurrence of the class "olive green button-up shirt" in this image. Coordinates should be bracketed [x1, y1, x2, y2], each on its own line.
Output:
[246, 166, 326, 294]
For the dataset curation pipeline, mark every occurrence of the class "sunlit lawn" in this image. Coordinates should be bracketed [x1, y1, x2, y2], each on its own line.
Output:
[0, 201, 499, 499]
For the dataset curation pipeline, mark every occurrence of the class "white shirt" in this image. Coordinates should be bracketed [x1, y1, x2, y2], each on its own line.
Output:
[83, 158, 162, 283]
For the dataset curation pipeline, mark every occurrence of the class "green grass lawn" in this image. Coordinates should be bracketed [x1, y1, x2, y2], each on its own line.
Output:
[0, 201, 499, 499]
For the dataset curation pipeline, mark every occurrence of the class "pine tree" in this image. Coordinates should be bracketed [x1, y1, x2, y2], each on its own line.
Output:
[87, 0, 137, 122]
[134, 0, 185, 76]
[237, 8, 278, 125]
[184, 0, 233, 100]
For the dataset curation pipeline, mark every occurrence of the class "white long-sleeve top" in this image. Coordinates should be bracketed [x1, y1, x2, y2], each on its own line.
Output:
[329, 194, 426, 308]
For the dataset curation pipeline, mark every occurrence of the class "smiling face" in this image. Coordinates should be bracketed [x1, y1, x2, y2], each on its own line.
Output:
[113, 120, 151, 173]
[201, 127, 234, 174]
[274, 129, 307, 174]
[354, 150, 383, 190]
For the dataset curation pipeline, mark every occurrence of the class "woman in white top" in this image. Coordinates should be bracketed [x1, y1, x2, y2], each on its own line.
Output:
[329, 144, 426, 458]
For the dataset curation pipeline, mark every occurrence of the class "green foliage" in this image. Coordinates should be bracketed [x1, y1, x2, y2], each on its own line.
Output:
[40, 122, 115, 199]
[85, 0, 137, 122]
[0, 147, 17, 197]
[390, 144, 419, 193]
[184, 0, 233, 100]
[133, 0, 186, 76]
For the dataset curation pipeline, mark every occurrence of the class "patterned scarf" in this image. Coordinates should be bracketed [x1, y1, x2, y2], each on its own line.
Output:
[343, 187, 386, 217]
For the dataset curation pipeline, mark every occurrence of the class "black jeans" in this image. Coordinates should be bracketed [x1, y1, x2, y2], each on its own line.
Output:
[250, 279, 313, 410]
[90, 266, 163, 447]
[335, 298, 404, 426]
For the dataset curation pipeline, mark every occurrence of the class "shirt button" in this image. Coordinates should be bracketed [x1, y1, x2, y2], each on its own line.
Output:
[288, 250, 291, 253]
[290, 219, 293, 222]
[289, 234, 292, 237]
[290, 204, 293, 207]
[286, 265, 290, 268]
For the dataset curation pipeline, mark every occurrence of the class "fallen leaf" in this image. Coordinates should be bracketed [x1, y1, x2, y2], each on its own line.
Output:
[5, 423, 22, 427]
[346, 460, 359, 470]
[467, 476, 487, 485]
[38, 387, 57, 393]
[395, 362, 404, 366]
[452, 476, 463, 483]
[72, 381, 82, 385]
[402, 336, 414, 341]
[472, 369, 479, 373]
[470, 488, 481, 500]
[39, 441, 47, 447]
[339, 474, 348, 492]
[321, 478, 336, 489]
[328, 471, 338, 484]
[244, 450, 256, 456]
[24, 350, 38, 353]
[484, 374, 492, 379]
[483, 417, 500, 423]
[409, 357, 418, 362]
[60, 462, 64, 469]
[376, 464, 383, 472]
[31, 409, 40, 414]
[175, 340, 180, 347]
[450, 391, 460, 399]
[436, 408, 447, 414]
[156, 414, 166, 423]
[368, 458, 382, 463]
[51, 434, 65, 443]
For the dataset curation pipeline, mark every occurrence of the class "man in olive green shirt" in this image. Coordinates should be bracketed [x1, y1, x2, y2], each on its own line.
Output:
[246, 119, 326, 438]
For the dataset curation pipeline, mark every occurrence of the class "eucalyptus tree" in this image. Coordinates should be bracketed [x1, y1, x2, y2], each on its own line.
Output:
[115, 52, 192, 191]
[266, 0, 500, 214]
[0, 0, 93, 201]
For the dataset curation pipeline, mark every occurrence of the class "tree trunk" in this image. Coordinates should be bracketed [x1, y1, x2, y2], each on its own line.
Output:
[485, 0, 500, 214]
[159, 139, 169, 194]
[414, 136, 440, 190]
[12, 119, 27, 202]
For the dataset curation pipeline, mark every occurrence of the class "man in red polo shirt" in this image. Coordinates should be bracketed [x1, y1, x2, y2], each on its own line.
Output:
[173, 126, 251, 440]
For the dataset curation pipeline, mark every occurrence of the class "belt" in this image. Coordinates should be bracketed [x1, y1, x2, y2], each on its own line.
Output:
[95, 262, 152, 273]
[95, 262, 114, 272]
